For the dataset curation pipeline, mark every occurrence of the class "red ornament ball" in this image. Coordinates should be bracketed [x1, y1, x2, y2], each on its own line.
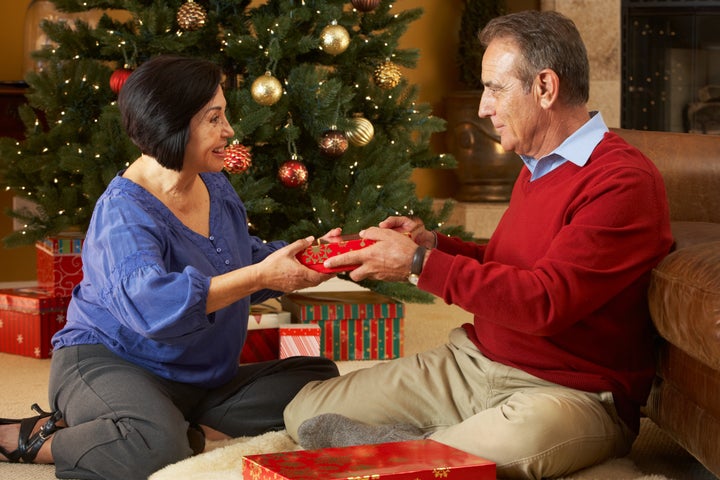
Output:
[278, 160, 309, 188]
[351, 0, 381, 12]
[223, 143, 252, 174]
[110, 68, 133, 95]
[318, 130, 349, 157]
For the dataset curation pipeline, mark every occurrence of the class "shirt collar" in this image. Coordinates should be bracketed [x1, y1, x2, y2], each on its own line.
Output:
[520, 111, 608, 169]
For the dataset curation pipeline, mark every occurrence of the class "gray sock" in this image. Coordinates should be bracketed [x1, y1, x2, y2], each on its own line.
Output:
[297, 413, 426, 450]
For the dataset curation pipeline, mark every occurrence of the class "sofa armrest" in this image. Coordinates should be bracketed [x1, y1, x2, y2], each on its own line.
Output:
[649, 239, 720, 371]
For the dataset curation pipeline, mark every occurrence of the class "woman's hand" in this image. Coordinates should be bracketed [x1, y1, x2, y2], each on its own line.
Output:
[319, 227, 343, 244]
[257, 237, 334, 292]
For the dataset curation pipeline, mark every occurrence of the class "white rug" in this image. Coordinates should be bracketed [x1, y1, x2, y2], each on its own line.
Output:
[149, 430, 672, 480]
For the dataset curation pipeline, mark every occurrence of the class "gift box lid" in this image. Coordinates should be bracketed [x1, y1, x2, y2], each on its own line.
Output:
[242, 439, 496, 480]
[36, 233, 85, 255]
[281, 291, 403, 322]
[249, 302, 291, 330]
[0, 287, 71, 313]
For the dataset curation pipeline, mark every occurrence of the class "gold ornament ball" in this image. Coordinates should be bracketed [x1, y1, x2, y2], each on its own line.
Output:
[177, 0, 207, 31]
[251, 72, 283, 106]
[374, 60, 402, 89]
[346, 117, 374, 147]
[320, 24, 350, 56]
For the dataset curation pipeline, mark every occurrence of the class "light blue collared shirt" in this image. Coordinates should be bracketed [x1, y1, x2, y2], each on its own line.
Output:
[521, 111, 609, 181]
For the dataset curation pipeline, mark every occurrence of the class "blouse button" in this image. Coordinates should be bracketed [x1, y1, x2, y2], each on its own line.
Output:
[209, 235, 215, 241]
[224, 259, 230, 265]
[216, 247, 222, 253]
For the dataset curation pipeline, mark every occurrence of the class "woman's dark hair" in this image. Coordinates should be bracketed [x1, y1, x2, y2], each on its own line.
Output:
[118, 55, 223, 171]
[479, 10, 589, 106]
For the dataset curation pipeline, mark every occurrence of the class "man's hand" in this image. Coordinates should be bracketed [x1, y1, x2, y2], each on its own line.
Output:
[323, 227, 417, 282]
[379, 216, 436, 249]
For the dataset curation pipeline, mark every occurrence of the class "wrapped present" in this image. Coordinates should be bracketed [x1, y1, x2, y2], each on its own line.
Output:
[281, 292, 404, 360]
[318, 316, 403, 360]
[296, 234, 375, 273]
[0, 287, 70, 358]
[281, 291, 404, 322]
[242, 439, 496, 480]
[239, 303, 290, 364]
[279, 324, 321, 358]
[248, 302, 291, 330]
[36, 233, 84, 297]
[239, 329, 280, 364]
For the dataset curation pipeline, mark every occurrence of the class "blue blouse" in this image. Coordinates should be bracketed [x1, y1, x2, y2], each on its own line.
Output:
[52, 172, 286, 388]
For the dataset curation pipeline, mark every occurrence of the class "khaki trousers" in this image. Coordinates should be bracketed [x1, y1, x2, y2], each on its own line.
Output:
[284, 327, 635, 480]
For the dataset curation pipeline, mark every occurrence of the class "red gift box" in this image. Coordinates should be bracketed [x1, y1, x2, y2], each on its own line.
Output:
[281, 292, 404, 360]
[0, 287, 70, 358]
[279, 324, 321, 358]
[316, 317, 403, 360]
[239, 303, 291, 364]
[281, 291, 404, 322]
[296, 234, 375, 273]
[240, 328, 280, 364]
[241, 439, 496, 479]
[36, 234, 84, 297]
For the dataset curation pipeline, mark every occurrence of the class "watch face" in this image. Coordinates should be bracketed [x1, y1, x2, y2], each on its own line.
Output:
[408, 273, 419, 285]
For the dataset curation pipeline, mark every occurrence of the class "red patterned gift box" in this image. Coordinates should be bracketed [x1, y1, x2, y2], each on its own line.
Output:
[0, 287, 70, 358]
[316, 316, 403, 360]
[281, 291, 404, 322]
[279, 324, 321, 358]
[36, 233, 84, 297]
[241, 439, 496, 480]
[239, 303, 291, 364]
[281, 292, 404, 360]
[296, 234, 375, 273]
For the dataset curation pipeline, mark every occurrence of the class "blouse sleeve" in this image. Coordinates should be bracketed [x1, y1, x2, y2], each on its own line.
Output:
[82, 193, 213, 342]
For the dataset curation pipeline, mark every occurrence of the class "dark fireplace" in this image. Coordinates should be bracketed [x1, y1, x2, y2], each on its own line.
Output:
[622, 0, 720, 133]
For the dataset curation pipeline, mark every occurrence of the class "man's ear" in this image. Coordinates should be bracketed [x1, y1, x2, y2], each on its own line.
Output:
[535, 69, 559, 109]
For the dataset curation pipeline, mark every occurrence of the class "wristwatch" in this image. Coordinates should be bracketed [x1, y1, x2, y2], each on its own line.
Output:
[407, 246, 427, 285]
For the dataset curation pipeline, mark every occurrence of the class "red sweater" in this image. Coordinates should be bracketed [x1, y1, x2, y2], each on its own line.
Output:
[420, 132, 673, 432]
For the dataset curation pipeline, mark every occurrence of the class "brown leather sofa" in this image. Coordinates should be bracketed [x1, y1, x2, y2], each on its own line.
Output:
[612, 128, 720, 477]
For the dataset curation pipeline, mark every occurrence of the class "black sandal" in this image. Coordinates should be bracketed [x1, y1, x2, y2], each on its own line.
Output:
[0, 403, 63, 463]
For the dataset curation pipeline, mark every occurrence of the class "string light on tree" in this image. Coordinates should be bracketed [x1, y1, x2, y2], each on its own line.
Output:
[176, 0, 207, 31]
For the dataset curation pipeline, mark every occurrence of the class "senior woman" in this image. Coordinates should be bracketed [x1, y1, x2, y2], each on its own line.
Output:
[0, 55, 339, 479]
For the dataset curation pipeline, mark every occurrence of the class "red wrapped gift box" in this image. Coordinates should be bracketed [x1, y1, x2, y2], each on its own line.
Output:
[240, 329, 280, 364]
[281, 291, 404, 322]
[316, 316, 403, 360]
[0, 287, 70, 358]
[279, 324, 321, 358]
[36, 234, 84, 297]
[296, 234, 375, 273]
[239, 303, 291, 364]
[242, 439, 496, 479]
[281, 292, 404, 360]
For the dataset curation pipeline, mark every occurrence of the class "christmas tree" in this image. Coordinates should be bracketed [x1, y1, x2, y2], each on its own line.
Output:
[0, 0, 464, 301]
